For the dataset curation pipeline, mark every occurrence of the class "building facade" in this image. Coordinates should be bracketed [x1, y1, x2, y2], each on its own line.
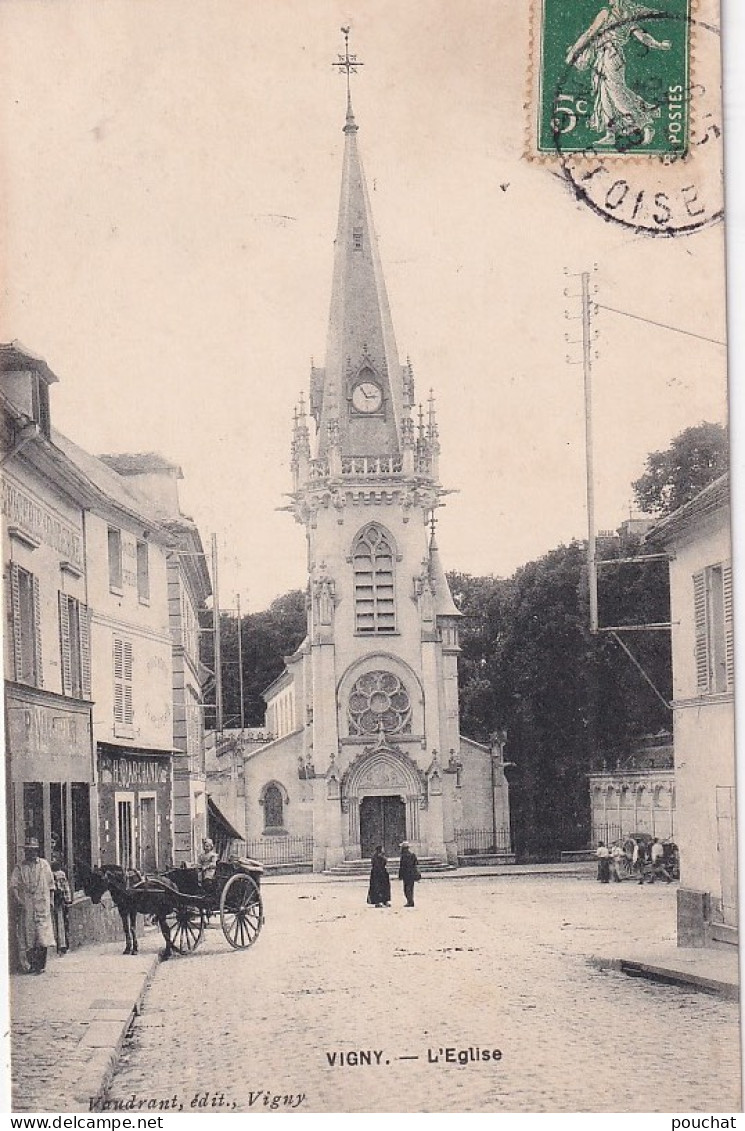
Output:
[588, 733, 675, 845]
[98, 454, 212, 865]
[2, 345, 96, 902]
[54, 433, 176, 874]
[648, 475, 736, 946]
[241, 95, 510, 870]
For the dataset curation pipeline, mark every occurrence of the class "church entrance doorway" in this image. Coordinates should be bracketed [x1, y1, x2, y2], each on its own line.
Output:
[359, 795, 406, 858]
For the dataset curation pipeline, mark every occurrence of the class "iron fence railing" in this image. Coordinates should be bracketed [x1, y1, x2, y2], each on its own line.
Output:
[233, 835, 314, 866]
[454, 828, 512, 856]
[591, 823, 623, 846]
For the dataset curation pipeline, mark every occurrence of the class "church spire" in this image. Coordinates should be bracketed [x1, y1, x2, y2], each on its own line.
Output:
[315, 31, 406, 459]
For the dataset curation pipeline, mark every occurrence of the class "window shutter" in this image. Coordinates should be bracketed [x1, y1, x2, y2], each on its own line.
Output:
[9, 564, 22, 682]
[31, 573, 43, 688]
[113, 637, 124, 723]
[723, 563, 734, 690]
[80, 603, 92, 698]
[59, 592, 72, 697]
[123, 640, 134, 724]
[693, 570, 709, 693]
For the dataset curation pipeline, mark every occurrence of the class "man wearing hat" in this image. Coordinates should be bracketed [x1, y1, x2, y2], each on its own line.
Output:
[10, 837, 56, 974]
[398, 841, 421, 908]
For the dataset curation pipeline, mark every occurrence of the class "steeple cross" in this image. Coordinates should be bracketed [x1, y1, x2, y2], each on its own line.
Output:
[333, 27, 364, 103]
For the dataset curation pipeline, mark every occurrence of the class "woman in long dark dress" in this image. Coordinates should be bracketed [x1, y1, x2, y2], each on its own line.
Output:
[367, 845, 391, 908]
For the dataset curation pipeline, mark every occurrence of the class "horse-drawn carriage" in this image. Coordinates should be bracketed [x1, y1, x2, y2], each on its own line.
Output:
[80, 855, 264, 957]
[610, 833, 680, 881]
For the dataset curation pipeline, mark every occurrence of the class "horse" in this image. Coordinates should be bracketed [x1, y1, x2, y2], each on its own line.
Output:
[77, 862, 181, 958]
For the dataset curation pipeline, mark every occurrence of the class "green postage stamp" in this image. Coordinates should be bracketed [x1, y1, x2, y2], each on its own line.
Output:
[536, 0, 692, 156]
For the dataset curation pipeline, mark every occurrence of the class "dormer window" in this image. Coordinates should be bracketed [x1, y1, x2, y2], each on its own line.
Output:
[30, 373, 51, 438]
[1, 367, 52, 439]
[353, 226, 363, 251]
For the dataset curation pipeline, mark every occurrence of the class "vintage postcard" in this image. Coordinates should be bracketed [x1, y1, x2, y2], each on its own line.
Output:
[0, 0, 740, 1117]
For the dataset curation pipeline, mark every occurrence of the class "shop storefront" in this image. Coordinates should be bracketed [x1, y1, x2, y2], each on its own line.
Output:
[97, 744, 173, 872]
[6, 683, 94, 886]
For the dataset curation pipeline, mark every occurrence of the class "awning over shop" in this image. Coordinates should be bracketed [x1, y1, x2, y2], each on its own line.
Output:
[207, 796, 242, 856]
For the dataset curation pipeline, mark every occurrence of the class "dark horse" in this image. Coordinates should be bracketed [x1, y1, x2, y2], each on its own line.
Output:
[78, 862, 182, 958]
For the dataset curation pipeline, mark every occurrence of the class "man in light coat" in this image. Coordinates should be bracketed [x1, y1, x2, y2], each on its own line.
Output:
[10, 837, 56, 974]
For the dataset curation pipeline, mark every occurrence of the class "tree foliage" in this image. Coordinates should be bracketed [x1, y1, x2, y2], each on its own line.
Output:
[632, 421, 729, 517]
[450, 533, 671, 859]
[206, 589, 307, 729]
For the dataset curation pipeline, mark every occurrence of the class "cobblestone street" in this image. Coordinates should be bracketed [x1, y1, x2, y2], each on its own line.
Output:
[103, 874, 741, 1114]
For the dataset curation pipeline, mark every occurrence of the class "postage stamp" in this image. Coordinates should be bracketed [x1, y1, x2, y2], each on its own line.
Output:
[535, 0, 692, 157]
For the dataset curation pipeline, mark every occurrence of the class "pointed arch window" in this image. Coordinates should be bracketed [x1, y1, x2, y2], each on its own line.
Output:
[353, 524, 396, 633]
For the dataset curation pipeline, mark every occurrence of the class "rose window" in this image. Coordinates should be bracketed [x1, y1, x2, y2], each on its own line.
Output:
[348, 671, 412, 735]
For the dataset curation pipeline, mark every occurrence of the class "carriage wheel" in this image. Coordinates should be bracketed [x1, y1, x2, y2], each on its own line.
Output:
[615, 855, 633, 880]
[164, 905, 205, 953]
[219, 874, 263, 950]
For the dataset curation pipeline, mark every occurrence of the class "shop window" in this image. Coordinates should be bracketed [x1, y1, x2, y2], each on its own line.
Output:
[22, 782, 44, 855]
[9, 564, 42, 687]
[352, 524, 396, 634]
[117, 796, 134, 870]
[71, 783, 92, 892]
[59, 593, 91, 699]
[108, 527, 123, 591]
[50, 782, 66, 855]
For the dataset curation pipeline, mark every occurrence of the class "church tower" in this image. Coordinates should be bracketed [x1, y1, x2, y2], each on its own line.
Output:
[254, 37, 511, 871]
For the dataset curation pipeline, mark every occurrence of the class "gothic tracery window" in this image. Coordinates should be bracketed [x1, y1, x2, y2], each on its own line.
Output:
[353, 524, 396, 633]
[348, 671, 412, 735]
[262, 783, 284, 830]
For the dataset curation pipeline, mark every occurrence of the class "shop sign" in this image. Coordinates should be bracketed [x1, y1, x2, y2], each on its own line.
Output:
[2, 479, 83, 567]
[99, 753, 170, 786]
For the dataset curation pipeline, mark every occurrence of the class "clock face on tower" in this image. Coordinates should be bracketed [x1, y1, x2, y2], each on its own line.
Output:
[351, 381, 383, 414]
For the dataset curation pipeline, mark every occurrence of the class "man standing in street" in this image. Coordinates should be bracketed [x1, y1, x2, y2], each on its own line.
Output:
[398, 841, 420, 908]
[595, 841, 611, 883]
[10, 837, 56, 974]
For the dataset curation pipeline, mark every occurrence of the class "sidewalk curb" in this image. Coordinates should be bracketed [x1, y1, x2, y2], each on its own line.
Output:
[589, 955, 740, 1001]
[74, 950, 162, 1110]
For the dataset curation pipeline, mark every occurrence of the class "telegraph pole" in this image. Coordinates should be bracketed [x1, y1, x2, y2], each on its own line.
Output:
[211, 534, 223, 734]
[236, 592, 245, 733]
[581, 271, 598, 634]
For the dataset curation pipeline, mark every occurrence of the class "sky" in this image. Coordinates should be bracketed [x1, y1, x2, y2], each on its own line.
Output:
[0, 0, 731, 612]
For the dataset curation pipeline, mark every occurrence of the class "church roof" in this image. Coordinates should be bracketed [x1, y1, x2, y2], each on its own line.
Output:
[316, 98, 405, 457]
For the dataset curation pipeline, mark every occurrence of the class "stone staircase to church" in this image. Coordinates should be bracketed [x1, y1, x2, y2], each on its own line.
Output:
[323, 856, 456, 876]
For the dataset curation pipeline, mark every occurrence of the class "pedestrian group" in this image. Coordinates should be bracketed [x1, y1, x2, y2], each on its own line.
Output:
[367, 841, 421, 908]
[596, 837, 674, 884]
[10, 835, 72, 974]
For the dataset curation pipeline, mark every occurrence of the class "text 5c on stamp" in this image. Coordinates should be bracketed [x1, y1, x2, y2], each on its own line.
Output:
[536, 0, 691, 156]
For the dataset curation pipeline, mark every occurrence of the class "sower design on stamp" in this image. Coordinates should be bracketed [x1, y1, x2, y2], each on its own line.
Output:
[537, 0, 691, 156]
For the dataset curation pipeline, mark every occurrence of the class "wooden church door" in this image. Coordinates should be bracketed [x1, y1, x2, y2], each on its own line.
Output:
[360, 795, 406, 858]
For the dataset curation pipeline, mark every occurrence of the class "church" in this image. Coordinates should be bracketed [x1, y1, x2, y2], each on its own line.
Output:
[242, 57, 511, 871]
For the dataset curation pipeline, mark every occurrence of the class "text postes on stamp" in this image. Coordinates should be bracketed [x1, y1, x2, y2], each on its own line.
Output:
[537, 0, 692, 157]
